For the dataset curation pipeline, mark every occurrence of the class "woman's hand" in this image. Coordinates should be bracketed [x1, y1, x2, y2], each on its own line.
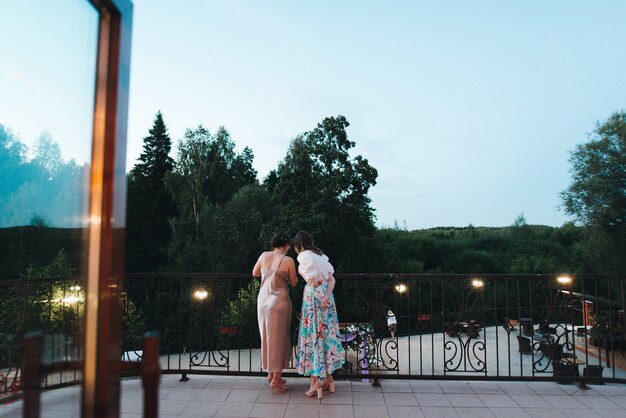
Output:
[321, 295, 330, 309]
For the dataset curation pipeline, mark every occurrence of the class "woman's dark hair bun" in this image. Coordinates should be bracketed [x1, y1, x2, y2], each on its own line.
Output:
[270, 231, 291, 248]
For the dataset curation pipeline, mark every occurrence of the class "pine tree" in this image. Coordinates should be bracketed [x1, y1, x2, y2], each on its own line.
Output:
[126, 111, 177, 272]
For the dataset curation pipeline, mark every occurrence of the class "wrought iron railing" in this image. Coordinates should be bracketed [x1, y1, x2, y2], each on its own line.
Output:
[2, 273, 626, 404]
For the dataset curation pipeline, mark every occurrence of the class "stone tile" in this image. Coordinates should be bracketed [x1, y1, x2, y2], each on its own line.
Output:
[597, 409, 626, 417]
[589, 385, 626, 396]
[178, 376, 212, 389]
[224, 389, 261, 402]
[351, 382, 383, 392]
[160, 375, 183, 387]
[454, 407, 495, 417]
[383, 392, 418, 406]
[445, 393, 486, 408]
[163, 387, 202, 401]
[120, 386, 144, 399]
[256, 389, 291, 403]
[529, 382, 567, 396]
[541, 395, 587, 409]
[477, 394, 517, 408]
[215, 401, 255, 417]
[206, 377, 241, 389]
[288, 391, 322, 404]
[120, 414, 143, 418]
[353, 404, 390, 418]
[571, 388, 602, 396]
[388, 405, 425, 417]
[439, 382, 473, 394]
[610, 395, 626, 408]
[512, 394, 552, 409]
[180, 400, 222, 416]
[470, 382, 504, 394]
[497, 383, 535, 395]
[159, 399, 193, 415]
[522, 409, 566, 418]
[249, 402, 287, 417]
[420, 406, 458, 417]
[159, 387, 177, 401]
[320, 391, 353, 405]
[197, 388, 232, 402]
[284, 403, 320, 418]
[561, 410, 601, 418]
[319, 404, 355, 418]
[235, 377, 268, 390]
[120, 397, 144, 413]
[489, 407, 530, 417]
[415, 393, 452, 407]
[577, 395, 622, 409]
[410, 381, 443, 394]
[352, 391, 385, 405]
[381, 381, 413, 392]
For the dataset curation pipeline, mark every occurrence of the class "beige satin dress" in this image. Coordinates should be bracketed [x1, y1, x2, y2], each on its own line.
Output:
[257, 255, 292, 372]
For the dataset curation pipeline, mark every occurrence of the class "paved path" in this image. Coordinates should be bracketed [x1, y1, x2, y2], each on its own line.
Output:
[2, 375, 626, 417]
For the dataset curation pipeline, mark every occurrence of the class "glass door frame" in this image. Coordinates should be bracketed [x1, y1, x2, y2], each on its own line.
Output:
[84, 1, 132, 417]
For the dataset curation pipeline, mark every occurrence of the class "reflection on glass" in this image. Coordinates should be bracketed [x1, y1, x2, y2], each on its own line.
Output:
[0, 0, 98, 397]
[0, 0, 97, 229]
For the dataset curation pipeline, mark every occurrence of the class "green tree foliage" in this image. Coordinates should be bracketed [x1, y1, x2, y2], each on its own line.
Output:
[166, 125, 259, 271]
[561, 111, 626, 272]
[264, 116, 380, 271]
[376, 222, 582, 274]
[126, 112, 177, 272]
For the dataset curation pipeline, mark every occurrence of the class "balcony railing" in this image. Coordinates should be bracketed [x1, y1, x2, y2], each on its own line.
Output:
[2, 273, 626, 404]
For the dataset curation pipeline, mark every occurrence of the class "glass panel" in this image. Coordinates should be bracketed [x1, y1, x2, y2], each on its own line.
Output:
[0, 0, 98, 398]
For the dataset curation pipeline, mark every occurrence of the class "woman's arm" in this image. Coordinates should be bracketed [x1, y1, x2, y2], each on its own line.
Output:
[252, 253, 263, 277]
[321, 273, 336, 308]
[287, 259, 298, 287]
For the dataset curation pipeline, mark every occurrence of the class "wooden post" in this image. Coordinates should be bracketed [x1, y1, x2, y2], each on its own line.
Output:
[141, 332, 160, 418]
[23, 332, 42, 418]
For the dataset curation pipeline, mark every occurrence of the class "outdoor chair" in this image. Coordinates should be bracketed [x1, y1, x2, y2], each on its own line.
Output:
[517, 335, 532, 354]
[445, 323, 461, 338]
[552, 361, 578, 384]
[583, 365, 604, 379]
[466, 323, 481, 339]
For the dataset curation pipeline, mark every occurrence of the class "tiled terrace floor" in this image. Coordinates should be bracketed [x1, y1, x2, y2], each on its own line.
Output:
[2, 375, 626, 417]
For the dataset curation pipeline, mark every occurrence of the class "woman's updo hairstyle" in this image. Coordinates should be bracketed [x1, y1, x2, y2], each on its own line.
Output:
[270, 231, 291, 249]
[293, 230, 323, 255]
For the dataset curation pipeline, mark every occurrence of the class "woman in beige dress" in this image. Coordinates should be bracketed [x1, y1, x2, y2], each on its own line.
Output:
[253, 232, 297, 393]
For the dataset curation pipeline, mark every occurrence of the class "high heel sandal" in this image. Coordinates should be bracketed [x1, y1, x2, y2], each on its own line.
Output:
[267, 374, 286, 384]
[270, 380, 288, 394]
[305, 382, 323, 399]
[321, 375, 335, 393]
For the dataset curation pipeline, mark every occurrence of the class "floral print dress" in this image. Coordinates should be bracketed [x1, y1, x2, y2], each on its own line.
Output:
[295, 251, 345, 377]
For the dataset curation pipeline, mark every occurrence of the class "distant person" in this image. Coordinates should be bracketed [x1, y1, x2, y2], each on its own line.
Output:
[253, 232, 297, 394]
[387, 310, 397, 337]
[293, 230, 344, 399]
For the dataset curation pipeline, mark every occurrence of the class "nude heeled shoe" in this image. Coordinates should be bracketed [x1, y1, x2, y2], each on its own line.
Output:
[305, 382, 323, 399]
[270, 380, 288, 394]
[321, 375, 335, 393]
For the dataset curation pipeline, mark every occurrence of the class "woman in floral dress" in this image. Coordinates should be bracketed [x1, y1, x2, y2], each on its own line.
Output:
[294, 231, 344, 399]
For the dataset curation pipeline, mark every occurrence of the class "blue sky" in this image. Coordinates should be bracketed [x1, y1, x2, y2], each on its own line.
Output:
[3, 1, 626, 229]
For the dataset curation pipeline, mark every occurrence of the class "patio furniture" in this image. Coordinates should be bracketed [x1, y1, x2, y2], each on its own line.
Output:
[520, 318, 533, 336]
[517, 336, 532, 354]
[445, 323, 461, 338]
[552, 361, 577, 384]
[466, 323, 481, 339]
[582, 365, 604, 382]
